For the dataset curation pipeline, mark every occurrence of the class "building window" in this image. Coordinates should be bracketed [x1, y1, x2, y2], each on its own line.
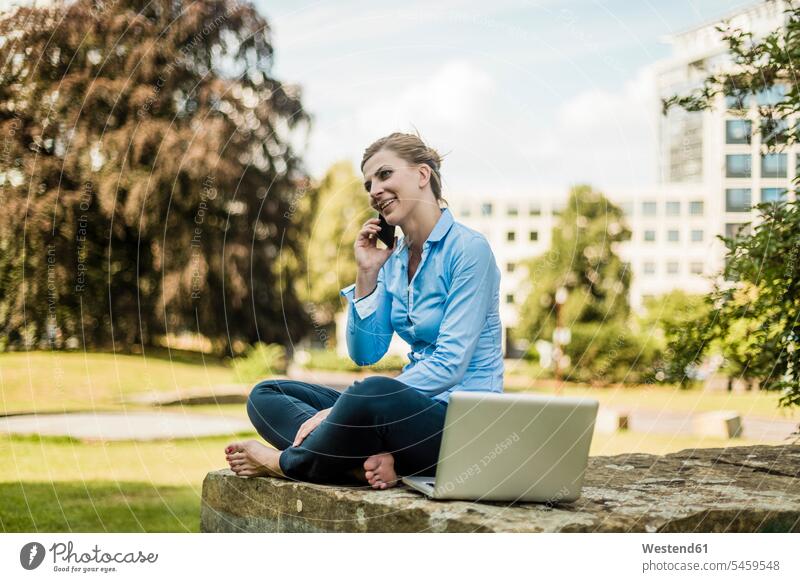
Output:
[761, 118, 788, 146]
[528, 203, 541, 216]
[460, 206, 471, 218]
[761, 188, 788, 203]
[481, 203, 493, 217]
[725, 119, 752, 144]
[505, 294, 515, 304]
[725, 92, 749, 110]
[761, 153, 787, 178]
[690, 261, 704, 275]
[726, 154, 751, 178]
[755, 84, 785, 106]
[620, 201, 634, 216]
[725, 223, 752, 239]
[667, 261, 679, 275]
[666, 201, 681, 216]
[725, 188, 751, 212]
[642, 201, 657, 216]
[665, 109, 703, 182]
[689, 200, 704, 215]
[644, 230, 656, 242]
[643, 261, 656, 275]
[507, 204, 518, 217]
[506, 231, 516, 242]
[667, 229, 679, 242]
[506, 262, 516, 273]
[691, 229, 704, 243]
[552, 201, 565, 216]
[529, 230, 538, 242]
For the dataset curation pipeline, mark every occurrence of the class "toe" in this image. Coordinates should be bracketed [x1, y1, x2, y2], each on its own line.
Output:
[363, 457, 380, 472]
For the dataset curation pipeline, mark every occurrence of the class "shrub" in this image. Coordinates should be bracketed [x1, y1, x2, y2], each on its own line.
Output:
[232, 343, 288, 382]
[301, 349, 407, 373]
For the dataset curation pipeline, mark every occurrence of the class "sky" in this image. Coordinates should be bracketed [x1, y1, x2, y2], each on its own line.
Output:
[0, 0, 753, 196]
[255, 0, 752, 198]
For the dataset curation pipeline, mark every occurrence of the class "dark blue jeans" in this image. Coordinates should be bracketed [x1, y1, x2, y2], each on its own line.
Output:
[246, 376, 448, 485]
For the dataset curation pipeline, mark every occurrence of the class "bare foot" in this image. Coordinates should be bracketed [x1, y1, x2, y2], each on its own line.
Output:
[363, 452, 398, 490]
[224, 440, 285, 478]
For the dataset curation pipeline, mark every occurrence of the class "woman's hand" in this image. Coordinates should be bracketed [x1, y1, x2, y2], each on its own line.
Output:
[293, 408, 332, 446]
[354, 217, 394, 274]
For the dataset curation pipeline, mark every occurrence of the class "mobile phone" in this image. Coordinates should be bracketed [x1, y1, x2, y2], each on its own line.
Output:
[377, 213, 396, 249]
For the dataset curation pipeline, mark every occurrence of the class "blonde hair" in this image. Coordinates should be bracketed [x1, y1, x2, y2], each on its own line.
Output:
[361, 132, 448, 207]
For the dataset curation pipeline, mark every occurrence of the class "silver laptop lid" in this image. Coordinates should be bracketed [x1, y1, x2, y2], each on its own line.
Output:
[431, 391, 598, 503]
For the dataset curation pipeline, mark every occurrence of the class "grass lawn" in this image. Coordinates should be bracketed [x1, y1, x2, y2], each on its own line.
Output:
[1, 427, 780, 532]
[0, 351, 236, 415]
[0, 481, 200, 533]
[1, 350, 797, 532]
[506, 381, 797, 421]
[0, 433, 257, 532]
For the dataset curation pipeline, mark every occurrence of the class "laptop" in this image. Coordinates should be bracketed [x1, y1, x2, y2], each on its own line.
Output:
[401, 391, 599, 503]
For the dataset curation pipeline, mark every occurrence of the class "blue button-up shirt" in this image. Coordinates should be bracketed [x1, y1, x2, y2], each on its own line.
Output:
[339, 208, 504, 403]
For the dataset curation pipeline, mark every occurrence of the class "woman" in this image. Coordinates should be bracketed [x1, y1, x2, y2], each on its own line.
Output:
[225, 132, 504, 489]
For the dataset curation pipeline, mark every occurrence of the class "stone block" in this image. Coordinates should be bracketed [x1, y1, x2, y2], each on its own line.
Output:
[201, 445, 800, 533]
[595, 408, 630, 433]
[692, 411, 743, 439]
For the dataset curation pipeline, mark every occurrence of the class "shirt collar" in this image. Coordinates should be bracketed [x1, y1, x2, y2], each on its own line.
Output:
[392, 208, 454, 256]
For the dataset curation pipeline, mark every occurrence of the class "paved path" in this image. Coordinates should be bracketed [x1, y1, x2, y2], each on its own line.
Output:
[0, 411, 252, 441]
[4, 370, 796, 442]
[625, 408, 797, 441]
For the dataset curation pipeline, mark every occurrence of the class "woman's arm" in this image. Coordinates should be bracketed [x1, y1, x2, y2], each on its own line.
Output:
[340, 266, 394, 365]
[395, 235, 497, 395]
[338, 217, 396, 366]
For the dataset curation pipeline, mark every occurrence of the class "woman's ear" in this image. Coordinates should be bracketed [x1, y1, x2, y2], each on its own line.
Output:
[418, 163, 432, 190]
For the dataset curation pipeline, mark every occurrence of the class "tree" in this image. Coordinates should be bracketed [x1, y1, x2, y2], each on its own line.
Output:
[298, 161, 371, 334]
[663, 5, 800, 407]
[663, 202, 800, 404]
[516, 184, 639, 383]
[639, 290, 711, 385]
[0, 0, 312, 355]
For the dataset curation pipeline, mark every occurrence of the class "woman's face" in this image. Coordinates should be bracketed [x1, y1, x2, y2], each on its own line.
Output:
[362, 148, 431, 225]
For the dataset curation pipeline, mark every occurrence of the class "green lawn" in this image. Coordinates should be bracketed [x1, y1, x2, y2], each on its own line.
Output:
[506, 380, 797, 421]
[0, 433, 256, 532]
[0, 351, 236, 414]
[0, 481, 200, 532]
[1, 351, 797, 532]
[2, 427, 782, 533]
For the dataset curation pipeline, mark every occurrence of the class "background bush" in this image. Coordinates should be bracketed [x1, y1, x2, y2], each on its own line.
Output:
[232, 343, 288, 382]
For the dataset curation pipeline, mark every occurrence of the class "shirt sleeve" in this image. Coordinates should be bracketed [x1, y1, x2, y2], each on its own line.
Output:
[352, 285, 380, 319]
[339, 267, 394, 366]
[395, 236, 497, 396]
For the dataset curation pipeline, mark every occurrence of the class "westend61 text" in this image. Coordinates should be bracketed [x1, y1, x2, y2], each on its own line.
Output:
[49, 542, 158, 565]
[642, 543, 708, 554]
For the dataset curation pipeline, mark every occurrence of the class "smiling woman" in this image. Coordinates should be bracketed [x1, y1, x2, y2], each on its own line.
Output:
[227, 132, 504, 491]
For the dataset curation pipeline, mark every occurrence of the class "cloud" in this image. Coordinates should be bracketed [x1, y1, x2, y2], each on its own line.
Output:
[521, 66, 659, 192]
[354, 60, 494, 131]
[302, 59, 496, 179]
[298, 60, 660, 200]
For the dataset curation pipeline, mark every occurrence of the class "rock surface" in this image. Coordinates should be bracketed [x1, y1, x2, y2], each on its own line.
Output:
[201, 445, 800, 532]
